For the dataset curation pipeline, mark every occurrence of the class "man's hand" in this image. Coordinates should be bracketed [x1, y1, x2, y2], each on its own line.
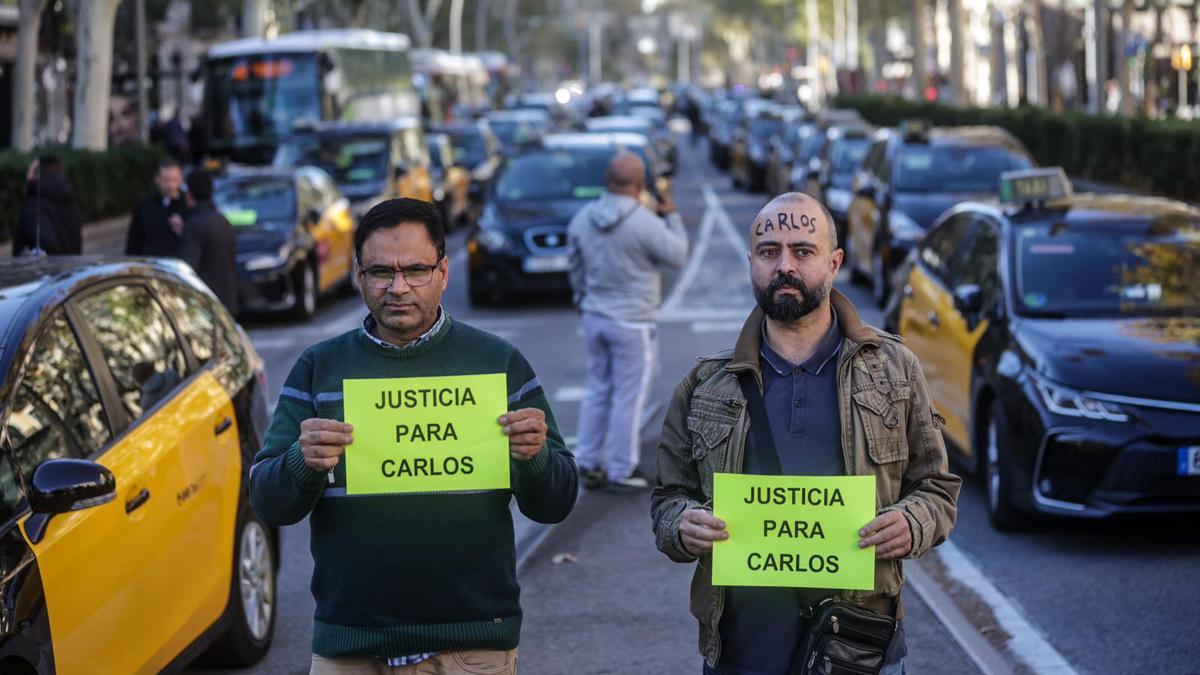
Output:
[499, 408, 547, 461]
[679, 508, 728, 556]
[655, 191, 677, 217]
[299, 418, 353, 472]
[859, 510, 912, 559]
[168, 214, 185, 237]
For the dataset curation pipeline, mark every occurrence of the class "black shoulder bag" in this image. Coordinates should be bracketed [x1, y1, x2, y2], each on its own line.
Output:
[735, 371, 896, 675]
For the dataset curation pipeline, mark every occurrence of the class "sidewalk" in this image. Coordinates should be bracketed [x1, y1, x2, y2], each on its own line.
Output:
[1, 213, 129, 258]
[516, 414, 983, 675]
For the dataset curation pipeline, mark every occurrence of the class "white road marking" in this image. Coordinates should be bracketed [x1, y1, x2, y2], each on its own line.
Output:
[660, 202, 717, 314]
[249, 336, 298, 350]
[704, 183, 753, 261]
[554, 386, 586, 402]
[931, 541, 1081, 675]
[691, 320, 745, 333]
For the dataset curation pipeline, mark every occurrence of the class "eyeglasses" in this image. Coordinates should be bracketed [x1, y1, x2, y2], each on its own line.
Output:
[358, 257, 444, 289]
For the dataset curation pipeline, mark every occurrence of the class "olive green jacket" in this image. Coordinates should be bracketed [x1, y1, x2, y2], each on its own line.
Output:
[650, 290, 961, 667]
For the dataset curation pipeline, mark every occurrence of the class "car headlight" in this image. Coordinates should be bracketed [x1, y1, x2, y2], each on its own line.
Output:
[887, 210, 925, 242]
[826, 188, 852, 213]
[241, 244, 290, 272]
[1032, 373, 1129, 422]
[476, 229, 510, 252]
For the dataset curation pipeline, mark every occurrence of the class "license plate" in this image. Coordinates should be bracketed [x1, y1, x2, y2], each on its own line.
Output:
[522, 255, 570, 273]
[1179, 446, 1200, 476]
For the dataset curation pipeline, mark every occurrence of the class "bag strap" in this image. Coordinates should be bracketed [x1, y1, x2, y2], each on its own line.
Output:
[736, 371, 782, 475]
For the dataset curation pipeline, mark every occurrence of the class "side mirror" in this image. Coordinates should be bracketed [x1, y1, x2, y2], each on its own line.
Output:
[660, 164, 676, 178]
[855, 183, 877, 199]
[307, 207, 322, 226]
[953, 284, 984, 315]
[26, 459, 117, 544]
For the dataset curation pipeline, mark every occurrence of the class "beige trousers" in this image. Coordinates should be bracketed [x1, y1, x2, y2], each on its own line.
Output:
[310, 649, 518, 675]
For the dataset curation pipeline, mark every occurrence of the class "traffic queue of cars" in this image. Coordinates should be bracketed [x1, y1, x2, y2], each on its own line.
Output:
[705, 95, 1199, 530]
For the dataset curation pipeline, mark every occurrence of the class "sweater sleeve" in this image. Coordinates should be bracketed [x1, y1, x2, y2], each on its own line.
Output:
[644, 211, 689, 270]
[249, 350, 330, 526]
[506, 349, 578, 524]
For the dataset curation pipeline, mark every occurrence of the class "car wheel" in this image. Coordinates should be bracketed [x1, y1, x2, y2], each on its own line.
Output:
[292, 262, 318, 320]
[985, 400, 1026, 531]
[468, 273, 500, 307]
[200, 508, 276, 666]
[871, 247, 891, 308]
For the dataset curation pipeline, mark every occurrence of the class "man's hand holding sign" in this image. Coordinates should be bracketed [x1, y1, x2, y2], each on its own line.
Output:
[301, 378, 550, 487]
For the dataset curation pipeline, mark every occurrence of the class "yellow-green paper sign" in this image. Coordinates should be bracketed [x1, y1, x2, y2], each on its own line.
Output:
[343, 374, 509, 495]
[712, 473, 876, 590]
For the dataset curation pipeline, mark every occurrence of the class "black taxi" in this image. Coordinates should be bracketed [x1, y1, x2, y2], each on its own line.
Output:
[0, 257, 276, 672]
[884, 168, 1200, 529]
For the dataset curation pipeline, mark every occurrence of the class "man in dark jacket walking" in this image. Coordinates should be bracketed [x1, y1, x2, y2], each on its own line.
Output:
[126, 157, 187, 256]
[12, 156, 83, 256]
[179, 169, 238, 315]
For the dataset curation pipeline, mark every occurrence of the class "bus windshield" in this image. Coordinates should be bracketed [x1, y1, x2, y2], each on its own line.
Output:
[206, 53, 320, 148]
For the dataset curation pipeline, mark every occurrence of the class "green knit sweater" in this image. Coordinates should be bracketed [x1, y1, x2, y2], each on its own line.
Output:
[249, 315, 578, 658]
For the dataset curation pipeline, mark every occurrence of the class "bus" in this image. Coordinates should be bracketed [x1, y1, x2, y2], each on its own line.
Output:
[411, 48, 490, 124]
[201, 29, 419, 164]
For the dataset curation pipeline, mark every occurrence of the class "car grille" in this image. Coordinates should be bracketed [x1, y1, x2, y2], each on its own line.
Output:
[524, 226, 569, 255]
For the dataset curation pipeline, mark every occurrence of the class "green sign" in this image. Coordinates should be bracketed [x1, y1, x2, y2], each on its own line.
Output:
[343, 374, 510, 495]
[712, 473, 877, 590]
[221, 208, 258, 227]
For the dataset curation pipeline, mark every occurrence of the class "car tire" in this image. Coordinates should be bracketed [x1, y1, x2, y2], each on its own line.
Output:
[468, 274, 500, 307]
[871, 247, 891, 308]
[985, 400, 1026, 531]
[292, 262, 318, 320]
[200, 507, 276, 667]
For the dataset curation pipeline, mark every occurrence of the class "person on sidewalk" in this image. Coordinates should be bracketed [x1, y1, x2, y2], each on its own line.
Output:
[126, 157, 188, 256]
[178, 169, 238, 315]
[651, 193, 960, 675]
[567, 151, 689, 491]
[250, 199, 578, 675]
[12, 155, 83, 256]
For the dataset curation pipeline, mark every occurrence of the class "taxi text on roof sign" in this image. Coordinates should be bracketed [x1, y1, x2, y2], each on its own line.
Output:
[999, 167, 1072, 205]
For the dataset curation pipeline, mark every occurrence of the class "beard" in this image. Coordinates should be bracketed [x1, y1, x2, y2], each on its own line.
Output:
[753, 273, 830, 322]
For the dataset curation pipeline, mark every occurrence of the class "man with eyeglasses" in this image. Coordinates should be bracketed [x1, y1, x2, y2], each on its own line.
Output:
[250, 198, 578, 675]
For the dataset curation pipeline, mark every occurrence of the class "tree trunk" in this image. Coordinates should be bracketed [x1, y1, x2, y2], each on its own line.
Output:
[912, 0, 928, 98]
[12, 0, 47, 152]
[242, 0, 269, 37]
[1024, 0, 1047, 105]
[407, 0, 432, 47]
[948, 0, 965, 103]
[475, 0, 491, 52]
[503, 0, 520, 63]
[72, 0, 122, 151]
[1117, 0, 1133, 114]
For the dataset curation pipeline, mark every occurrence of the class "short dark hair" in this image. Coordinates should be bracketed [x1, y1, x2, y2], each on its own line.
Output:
[186, 169, 214, 202]
[355, 198, 445, 262]
[157, 156, 182, 173]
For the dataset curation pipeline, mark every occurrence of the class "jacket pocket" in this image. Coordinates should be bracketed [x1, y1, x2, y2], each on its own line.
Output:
[851, 385, 911, 465]
[686, 414, 734, 461]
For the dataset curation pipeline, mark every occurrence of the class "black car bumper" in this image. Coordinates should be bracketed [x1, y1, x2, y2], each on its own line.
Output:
[237, 264, 298, 313]
[1013, 381, 1200, 517]
[468, 243, 571, 297]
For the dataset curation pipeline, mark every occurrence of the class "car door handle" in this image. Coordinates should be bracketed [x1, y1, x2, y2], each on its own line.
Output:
[214, 416, 233, 436]
[927, 311, 941, 329]
[125, 489, 150, 514]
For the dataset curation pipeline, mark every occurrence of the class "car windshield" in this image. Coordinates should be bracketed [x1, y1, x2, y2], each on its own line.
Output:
[214, 177, 296, 228]
[495, 150, 611, 202]
[275, 135, 389, 185]
[830, 138, 872, 174]
[1015, 220, 1200, 317]
[893, 145, 1031, 192]
[749, 118, 784, 141]
[445, 129, 486, 164]
[798, 133, 827, 162]
[489, 118, 544, 145]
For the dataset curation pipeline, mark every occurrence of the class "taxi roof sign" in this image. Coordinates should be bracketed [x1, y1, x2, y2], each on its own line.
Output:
[999, 167, 1072, 206]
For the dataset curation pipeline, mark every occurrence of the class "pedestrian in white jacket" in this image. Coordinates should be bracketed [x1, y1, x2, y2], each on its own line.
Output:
[567, 151, 689, 490]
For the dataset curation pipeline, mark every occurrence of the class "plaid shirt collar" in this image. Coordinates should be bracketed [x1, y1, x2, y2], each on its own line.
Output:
[361, 306, 446, 351]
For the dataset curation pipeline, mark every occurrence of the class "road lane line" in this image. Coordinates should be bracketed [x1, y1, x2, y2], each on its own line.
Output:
[554, 386, 586, 402]
[691, 320, 745, 333]
[703, 183, 752, 262]
[923, 541, 1081, 675]
[660, 202, 717, 314]
[908, 558, 1017, 675]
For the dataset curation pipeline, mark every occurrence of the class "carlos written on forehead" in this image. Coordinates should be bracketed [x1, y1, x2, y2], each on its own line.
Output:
[750, 193, 838, 251]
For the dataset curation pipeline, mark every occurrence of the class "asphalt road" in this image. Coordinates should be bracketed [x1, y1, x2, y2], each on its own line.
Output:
[185, 140, 1196, 675]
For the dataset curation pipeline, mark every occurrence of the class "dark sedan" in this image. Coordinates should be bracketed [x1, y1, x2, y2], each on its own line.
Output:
[467, 146, 613, 305]
[884, 169, 1200, 529]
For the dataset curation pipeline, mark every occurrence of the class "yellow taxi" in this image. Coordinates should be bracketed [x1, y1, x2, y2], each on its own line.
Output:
[427, 131, 474, 229]
[0, 257, 276, 672]
[217, 167, 356, 319]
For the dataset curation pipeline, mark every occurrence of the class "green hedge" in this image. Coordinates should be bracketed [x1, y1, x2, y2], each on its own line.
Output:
[0, 143, 165, 243]
[832, 95, 1200, 202]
